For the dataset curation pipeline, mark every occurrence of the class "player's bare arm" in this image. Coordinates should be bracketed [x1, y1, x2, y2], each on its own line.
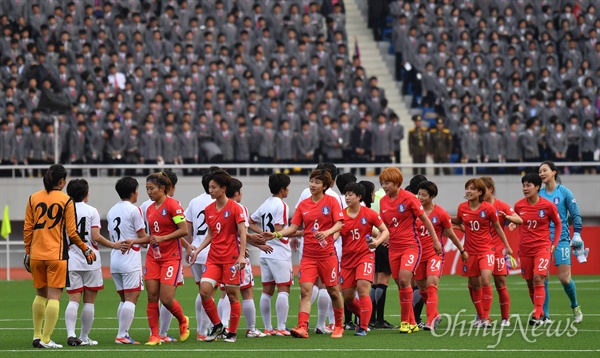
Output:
[492, 220, 513, 255]
[91, 227, 118, 249]
[443, 227, 468, 262]
[369, 222, 390, 249]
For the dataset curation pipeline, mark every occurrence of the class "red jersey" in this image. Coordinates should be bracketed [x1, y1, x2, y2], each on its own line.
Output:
[514, 197, 562, 256]
[379, 190, 424, 253]
[415, 205, 451, 258]
[292, 195, 344, 259]
[205, 199, 246, 265]
[457, 201, 498, 255]
[489, 199, 514, 250]
[146, 196, 186, 261]
[339, 206, 383, 269]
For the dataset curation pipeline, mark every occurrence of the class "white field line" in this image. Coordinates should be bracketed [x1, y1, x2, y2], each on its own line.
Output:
[1, 348, 599, 353]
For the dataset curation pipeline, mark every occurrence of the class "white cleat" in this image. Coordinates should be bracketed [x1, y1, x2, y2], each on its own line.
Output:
[39, 340, 63, 349]
[573, 306, 583, 323]
[500, 319, 510, 327]
[246, 329, 268, 338]
[80, 338, 99, 346]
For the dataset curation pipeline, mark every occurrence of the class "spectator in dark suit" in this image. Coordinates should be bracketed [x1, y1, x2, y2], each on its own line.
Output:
[350, 119, 372, 175]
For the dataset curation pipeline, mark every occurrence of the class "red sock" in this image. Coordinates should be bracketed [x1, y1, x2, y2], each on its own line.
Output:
[471, 288, 483, 318]
[425, 285, 439, 325]
[298, 311, 310, 329]
[482, 285, 493, 320]
[528, 286, 534, 303]
[147, 302, 160, 336]
[358, 296, 372, 330]
[533, 284, 545, 318]
[420, 290, 429, 306]
[346, 298, 360, 316]
[202, 298, 221, 325]
[399, 287, 413, 323]
[229, 301, 241, 333]
[168, 299, 186, 323]
[468, 284, 475, 303]
[496, 286, 510, 320]
[333, 307, 344, 327]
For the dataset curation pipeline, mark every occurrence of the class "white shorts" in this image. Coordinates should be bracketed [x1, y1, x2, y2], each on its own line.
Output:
[112, 271, 144, 293]
[241, 259, 254, 290]
[66, 269, 104, 294]
[260, 257, 293, 286]
[176, 261, 184, 286]
[190, 263, 205, 284]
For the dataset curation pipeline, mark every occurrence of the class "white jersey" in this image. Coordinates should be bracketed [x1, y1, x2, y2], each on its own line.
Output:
[250, 197, 291, 261]
[140, 199, 153, 233]
[108, 201, 146, 273]
[184, 193, 215, 264]
[68, 202, 102, 271]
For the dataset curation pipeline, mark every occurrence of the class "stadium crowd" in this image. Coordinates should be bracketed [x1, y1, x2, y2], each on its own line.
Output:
[384, 0, 600, 173]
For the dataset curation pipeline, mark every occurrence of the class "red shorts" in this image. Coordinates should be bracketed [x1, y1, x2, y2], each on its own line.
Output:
[144, 258, 182, 286]
[340, 255, 375, 290]
[520, 248, 552, 280]
[202, 262, 244, 287]
[414, 253, 444, 281]
[461, 252, 494, 277]
[389, 248, 421, 279]
[493, 252, 508, 276]
[298, 254, 339, 287]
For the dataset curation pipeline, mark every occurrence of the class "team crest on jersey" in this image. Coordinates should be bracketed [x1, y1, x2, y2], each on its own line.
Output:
[480, 210, 486, 218]
[322, 206, 330, 215]
[432, 217, 438, 224]
[224, 210, 230, 218]
[398, 204, 405, 213]
[538, 209, 545, 218]
[361, 217, 367, 225]
[161, 208, 167, 216]
[553, 197, 560, 204]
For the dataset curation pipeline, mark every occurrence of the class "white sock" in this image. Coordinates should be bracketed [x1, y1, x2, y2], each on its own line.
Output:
[317, 288, 330, 327]
[80, 303, 94, 340]
[243, 299, 256, 331]
[159, 303, 174, 336]
[260, 293, 273, 331]
[65, 301, 79, 338]
[117, 301, 124, 321]
[327, 295, 334, 324]
[217, 298, 230, 328]
[195, 294, 203, 333]
[276, 292, 289, 330]
[118, 301, 136, 338]
[310, 285, 319, 305]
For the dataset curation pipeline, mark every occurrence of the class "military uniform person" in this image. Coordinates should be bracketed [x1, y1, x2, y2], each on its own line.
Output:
[408, 115, 429, 175]
[429, 118, 452, 175]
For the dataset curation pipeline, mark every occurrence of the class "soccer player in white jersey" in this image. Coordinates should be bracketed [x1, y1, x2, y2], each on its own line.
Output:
[249, 173, 294, 336]
[64, 179, 117, 347]
[295, 163, 344, 334]
[184, 169, 216, 340]
[139, 170, 191, 342]
[107, 177, 147, 345]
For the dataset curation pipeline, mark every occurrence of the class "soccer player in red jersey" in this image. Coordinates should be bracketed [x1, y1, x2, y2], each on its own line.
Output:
[189, 170, 247, 343]
[451, 178, 513, 328]
[480, 177, 522, 327]
[415, 181, 467, 331]
[514, 173, 562, 325]
[140, 172, 190, 345]
[265, 169, 345, 339]
[378, 167, 441, 334]
[337, 182, 389, 336]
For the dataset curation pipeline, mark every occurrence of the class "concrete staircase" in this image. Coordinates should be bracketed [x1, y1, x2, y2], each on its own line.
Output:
[344, 0, 414, 165]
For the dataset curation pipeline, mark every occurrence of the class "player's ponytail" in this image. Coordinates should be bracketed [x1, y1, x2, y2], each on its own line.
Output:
[43, 164, 67, 193]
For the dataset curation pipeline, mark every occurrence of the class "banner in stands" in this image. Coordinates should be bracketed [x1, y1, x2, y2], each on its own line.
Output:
[442, 226, 600, 275]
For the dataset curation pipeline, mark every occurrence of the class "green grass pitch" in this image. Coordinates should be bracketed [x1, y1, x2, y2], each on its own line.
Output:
[1, 275, 599, 357]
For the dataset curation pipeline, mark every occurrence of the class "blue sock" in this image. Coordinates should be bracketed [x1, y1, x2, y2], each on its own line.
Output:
[563, 279, 579, 308]
[543, 280, 550, 318]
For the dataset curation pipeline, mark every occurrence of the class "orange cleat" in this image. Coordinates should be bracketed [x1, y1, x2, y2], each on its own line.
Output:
[331, 326, 344, 338]
[290, 326, 309, 338]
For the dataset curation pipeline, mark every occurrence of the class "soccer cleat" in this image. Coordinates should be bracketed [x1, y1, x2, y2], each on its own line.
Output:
[79, 338, 98, 346]
[160, 335, 177, 343]
[223, 332, 237, 343]
[32, 338, 40, 348]
[376, 320, 398, 329]
[500, 319, 510, 327]
[417, 321, 425, 329]
[290, 326, 309, 338]
[331, 326, 344, 338]
[264, 329, 276, 336]
[344, 321, 356, 330]
[67, 336, 82, 346]
[409, 323, 419, 333]
[38, 340, 63, 349]
[179, 315, 190, 342]
[480, 320, 492, 328]
[115, 336, 139, 345]
[573, 306, 583, 323]
[399, 322, 412, 334]
[204, 323, 225, 342]
[145, 335, 162, 346]
[422, 323, 433, 331]
[314, 325, 332, 334]
[196, 334, 207, 341]
[275, 329, 291, 337]
[541, 316, 553, 325]
[471, 318, 482, 327]
[217, 328, 229, 340]
[368, 321, 377, 330]
[246, 329, 268, 338]
[433, 315, 443, 330]
[354, 327, 368, 336]
[528, 316, 543, 327]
